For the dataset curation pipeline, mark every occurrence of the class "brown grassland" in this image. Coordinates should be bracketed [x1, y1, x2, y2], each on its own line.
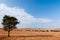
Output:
[0, 28, 60, 40]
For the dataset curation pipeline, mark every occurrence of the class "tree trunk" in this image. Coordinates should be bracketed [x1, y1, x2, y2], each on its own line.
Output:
[8, 30, 10, 37]
[8, 24, 10, 37]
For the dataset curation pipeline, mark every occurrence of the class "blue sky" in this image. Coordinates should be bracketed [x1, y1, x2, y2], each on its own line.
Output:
[0, 0, 60, 19]
[0, 0, 60, 29]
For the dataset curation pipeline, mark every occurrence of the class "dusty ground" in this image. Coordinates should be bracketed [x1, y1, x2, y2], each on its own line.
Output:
[0, 28, 60, 40]
[0, 36, 60, 40]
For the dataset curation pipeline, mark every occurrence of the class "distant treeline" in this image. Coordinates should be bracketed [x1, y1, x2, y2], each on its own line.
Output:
[14, 29, 60, 32]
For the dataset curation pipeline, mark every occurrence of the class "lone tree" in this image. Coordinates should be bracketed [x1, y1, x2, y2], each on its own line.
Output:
[2, 15, 19, 37]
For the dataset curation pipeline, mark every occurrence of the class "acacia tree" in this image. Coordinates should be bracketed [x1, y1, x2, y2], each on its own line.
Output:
[2, 15, 19, 37]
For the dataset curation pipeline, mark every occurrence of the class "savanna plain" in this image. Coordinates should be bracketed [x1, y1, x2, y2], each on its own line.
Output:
[0, 28, 60, 40]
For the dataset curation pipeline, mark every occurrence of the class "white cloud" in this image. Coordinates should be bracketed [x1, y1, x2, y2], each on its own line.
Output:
[0, 3, 59, 29]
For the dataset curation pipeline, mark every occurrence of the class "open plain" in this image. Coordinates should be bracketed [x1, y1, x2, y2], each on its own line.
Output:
[0, 28, 60, 40]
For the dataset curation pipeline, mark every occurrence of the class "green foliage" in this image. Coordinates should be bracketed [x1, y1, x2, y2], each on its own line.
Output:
[2, 15, 19, 31]
[2, 15, 19, 37]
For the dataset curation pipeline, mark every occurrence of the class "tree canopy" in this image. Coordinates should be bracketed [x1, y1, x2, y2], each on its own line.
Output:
[2, 15, 19, 37]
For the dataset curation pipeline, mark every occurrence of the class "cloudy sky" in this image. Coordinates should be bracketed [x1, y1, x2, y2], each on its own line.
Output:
[0, 0, 60, 29]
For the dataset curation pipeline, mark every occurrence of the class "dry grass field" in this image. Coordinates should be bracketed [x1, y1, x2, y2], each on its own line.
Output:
[0, 28, 60, 40]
